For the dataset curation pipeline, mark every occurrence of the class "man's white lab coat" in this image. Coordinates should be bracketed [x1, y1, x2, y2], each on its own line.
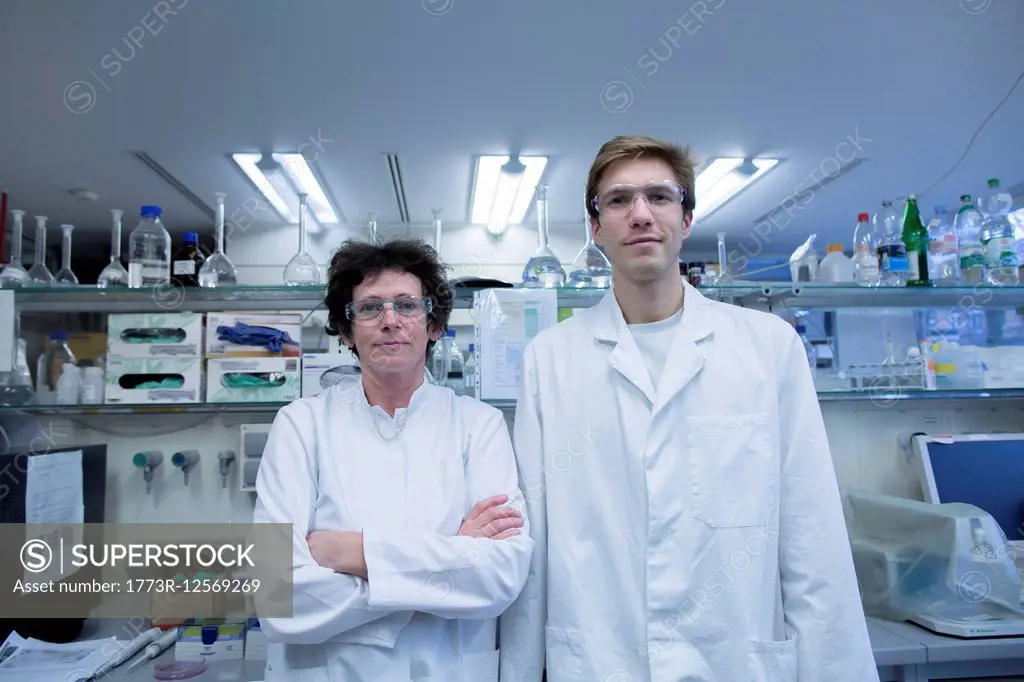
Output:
[499, 282, 878, 682]
[253, 379, 534, 682]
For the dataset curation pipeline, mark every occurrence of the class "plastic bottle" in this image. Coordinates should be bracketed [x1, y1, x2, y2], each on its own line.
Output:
[463, 343, 477, 397]
[795, 325, 817, 380]
[978, 178, 1018, 284]
[871, 200, 908, 286]
[36, 331, 77, 401]
[852, 212, 880, 286]
[927, 206, 960, 285]
[80, 366, 105, 404]
[128, 205, 172, 288]
[56, 364, 80, 405]
[818, 243, 855, 284]
[954, 195, 986, 284]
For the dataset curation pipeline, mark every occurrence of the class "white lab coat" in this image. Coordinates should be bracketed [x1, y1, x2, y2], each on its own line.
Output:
[499, 281, 878, 682]
[252, 379, 534, 682]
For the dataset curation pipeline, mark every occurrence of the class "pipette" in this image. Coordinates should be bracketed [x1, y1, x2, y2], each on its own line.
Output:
[126, 628, 181, 673]
[91, 626, 162, 677]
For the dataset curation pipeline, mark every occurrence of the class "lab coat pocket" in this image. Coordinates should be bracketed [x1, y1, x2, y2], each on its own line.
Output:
[687, 413, 773, 528]
[747, 636, 798, 682]
[460, 649, 499, 682]
[544, 626, 587, 680]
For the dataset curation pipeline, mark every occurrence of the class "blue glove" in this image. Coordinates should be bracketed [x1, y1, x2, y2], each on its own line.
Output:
[216, 322, 298, 354]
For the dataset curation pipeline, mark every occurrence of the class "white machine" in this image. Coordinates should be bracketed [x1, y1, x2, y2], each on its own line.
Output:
[908, 432, 1024, 637]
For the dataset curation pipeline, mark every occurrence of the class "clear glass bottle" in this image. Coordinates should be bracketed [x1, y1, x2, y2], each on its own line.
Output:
[926, 205, 960, 285]
[198, 192, 238, 287]
[127, 205, 171, 288]
[36, 331, 77, 402]
[366, 212, 379, 245]
[567, 214, 612, 288]
[432, 208, 444, 260]
[283, 193, 322, 286]
[978, 178, 1018, 285]
[0, 209, 30, 288]
[954, 194, 986, 284]
[27, 215, 55, 285]
[97, 208, 129, 287]
[852, 212, 880, 286]
[522, 185, 566, 288]
[54, 224, 79, 286]
[871, 200, 908, 286]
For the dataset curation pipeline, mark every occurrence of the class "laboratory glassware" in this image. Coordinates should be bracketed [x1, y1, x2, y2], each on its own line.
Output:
[715, 232, 729, 283]
[365, 212, 380, 245]
[283, 193, 322, 286]
[432, 208, 444, 259]
[0, 337, 34, 406]
[954, 194, 985, 284]
[926, 206, 960, 285]
[788, 234, 819, 282]
[567, 213, 612, 288]
[522, 185, 566, 288]
[901, 195, 931, 286]
[872, 200, 908, 286]
[198, 192, 238, 287]
[171, 232, 205, 287]
[54, 224, 79, 285]
[27, 215, 55, 284]
[97, 208, 129, 287]
[36, 331, 76, 401]
[0, 209, 29, 287]
[127, 205, 171, 288]
[978, 178, 1018, 284]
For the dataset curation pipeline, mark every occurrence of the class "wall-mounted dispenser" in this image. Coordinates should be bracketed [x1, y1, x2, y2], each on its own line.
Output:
[132, 451, 163, 495]
[171, 449, 200, 486]
[217, 450, 236, 489]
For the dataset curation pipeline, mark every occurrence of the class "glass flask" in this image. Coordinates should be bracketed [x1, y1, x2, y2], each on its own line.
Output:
[0, 209, 30, 288]
[283, 193, 322, 286]
[567, 213, 611, 288]
[365, 212, 379, 245]
[432, 208, 444, 259]
[522, 185, 566, 288]
[97, 208, 129, 287]
[198, 192, 238, 287]
[54, 224, 79, 285]
[27, 215, 55, 285]
[715, 232, 730, 283]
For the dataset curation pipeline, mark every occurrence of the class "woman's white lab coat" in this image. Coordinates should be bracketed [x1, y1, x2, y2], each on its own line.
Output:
[499, 282, 878, 682]
[252, 380, 534, 682]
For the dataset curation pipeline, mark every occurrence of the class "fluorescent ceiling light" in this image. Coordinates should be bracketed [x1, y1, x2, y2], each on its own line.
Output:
[232, 153, 293, 222]
[693, 157, 779, 221]
[471, 155, 548, 235]
[231, 152, 340, 225]
[273, 153, 339, 224]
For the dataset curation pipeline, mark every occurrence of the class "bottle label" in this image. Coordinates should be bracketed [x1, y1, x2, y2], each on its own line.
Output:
[983, 237, 1017, 268]
[928, 235, 958, 255]
[877, 244, 908, 273]
[907, 250, 920, 281]
[855, 258, 879, 282]
[173, 260, 196, 276]
[960, 245, 986, 271]
[129, 260, 169, 287]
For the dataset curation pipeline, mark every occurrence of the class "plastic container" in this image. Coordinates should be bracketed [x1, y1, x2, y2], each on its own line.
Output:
[56, 363, 80, 405]
[819, 243, 855, 284]
[80, 366, 105, 404]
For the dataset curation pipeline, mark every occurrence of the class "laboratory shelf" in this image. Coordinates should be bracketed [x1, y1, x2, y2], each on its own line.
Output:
[725, 281, 1024, 310]
[815, 387, 1024, 402]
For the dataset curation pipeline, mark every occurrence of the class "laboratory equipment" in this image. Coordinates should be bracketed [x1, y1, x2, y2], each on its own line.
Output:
[171, 449, 200, 486]
[153, 660, 206, 679]
[567, 214, 612, 288]
[80, 366, 104, 404]
[198, 192, 238, 287]
[133, 450, 163, 495]
[432, 208, 444, 260]
[97, 208, 130, 287]
[954, 194, 986, 284]
[92, 626, 162, 677]
[901, 195, 930, 286]
[171, 232, 205, 287]
[844, 488, 1024, 638]
[429, 330, 464, 389]
[26, 215, 54, 285]
[55, 363, 80, 404]
[366, 211, 380, 245]
[217, 450, 236, 489]
[926, 205, 959, 285]
[125, 628, 181, 674]
[0, 209, 29, 287]
[464, 343, 477, 397]
[852, 212, 880, 286]
[128, 205, 171, 288]
[0, 338, 34, 406]
[795, 325, 817, 379]
[283, 193, 322, 286]
[35, 331, 76, 401]
[522, 185, 566, 288]
[788, 234, 819, 282]
[818, 243, 854, 284]
[979, 178, 1019, 284]
[872, 200, 908, 286]
[54, 223, 79, 285]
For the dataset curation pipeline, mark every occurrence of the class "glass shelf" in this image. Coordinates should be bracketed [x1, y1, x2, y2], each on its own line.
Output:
[708, 281, 1024, 309]
[3, 387, 1021, 416]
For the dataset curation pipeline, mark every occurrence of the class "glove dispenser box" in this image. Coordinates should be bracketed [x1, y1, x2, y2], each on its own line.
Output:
[107, 313, 204, 357]
[205, 312, 302, 358]
[207, 357, 301, 403]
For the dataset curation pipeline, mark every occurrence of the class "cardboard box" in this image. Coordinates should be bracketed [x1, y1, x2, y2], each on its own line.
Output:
[302, 351, 360, 398]
[206, 357, 301, 403]
[205, 312, 302, 358]
[105, 357, 202, 404]
[106, 313, 204, 357]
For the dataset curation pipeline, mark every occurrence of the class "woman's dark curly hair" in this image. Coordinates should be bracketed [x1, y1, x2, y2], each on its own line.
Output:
[324, 238, 453, 359]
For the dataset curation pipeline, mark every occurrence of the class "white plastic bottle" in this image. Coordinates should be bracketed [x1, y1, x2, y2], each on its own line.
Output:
[128, 205, 172, 288]
[818, 243, 855, 284]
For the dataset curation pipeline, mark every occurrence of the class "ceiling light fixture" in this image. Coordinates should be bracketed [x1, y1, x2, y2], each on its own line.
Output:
[470, 155, 548, 235]
[692, 157, 779, 221]
[231, 152, 340, 225]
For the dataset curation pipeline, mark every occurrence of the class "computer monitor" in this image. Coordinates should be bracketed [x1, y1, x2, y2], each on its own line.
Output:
[911, 433, 1024, 541]
[0, 443, 107, 643]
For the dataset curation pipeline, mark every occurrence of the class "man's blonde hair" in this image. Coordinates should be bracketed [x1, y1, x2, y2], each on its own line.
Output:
[585, 135, 698, 219]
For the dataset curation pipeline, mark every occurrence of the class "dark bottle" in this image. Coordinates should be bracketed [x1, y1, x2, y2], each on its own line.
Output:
[902, 195, 931, 286]
[171, 232, 206, 287]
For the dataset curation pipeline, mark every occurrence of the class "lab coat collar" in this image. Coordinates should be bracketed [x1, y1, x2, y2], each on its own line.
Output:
[592, 279, 715, 410]
[357, 371, 433, 418]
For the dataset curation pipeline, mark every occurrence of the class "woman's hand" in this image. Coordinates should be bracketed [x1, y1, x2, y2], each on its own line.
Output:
[307, 530, 368, 578]
[458, 495, 524, 540]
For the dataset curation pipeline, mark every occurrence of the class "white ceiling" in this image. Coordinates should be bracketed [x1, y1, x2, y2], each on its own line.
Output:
[1, 0, 1022, 256]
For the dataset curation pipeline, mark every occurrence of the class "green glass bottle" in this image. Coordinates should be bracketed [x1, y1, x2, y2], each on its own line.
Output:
[902, 194, 931, 286]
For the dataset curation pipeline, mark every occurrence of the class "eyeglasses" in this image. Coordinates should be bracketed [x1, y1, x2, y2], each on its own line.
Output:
[592, 181, 686, 216]
[345, 296, 434, 321]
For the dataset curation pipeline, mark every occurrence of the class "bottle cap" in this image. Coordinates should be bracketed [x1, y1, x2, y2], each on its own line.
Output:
[141, 205, 163, 218]
[857, 212, 869, 221]
[795, 325, 807, 333]
[987, 178, 999, 187]
[960, 194, 971, 202]
[183, 232, 198, 244]
[49, 331, 69, 341]
[827, 243, 843, 253]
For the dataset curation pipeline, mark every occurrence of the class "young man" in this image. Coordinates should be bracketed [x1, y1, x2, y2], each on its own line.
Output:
[498, 136, 877, 681]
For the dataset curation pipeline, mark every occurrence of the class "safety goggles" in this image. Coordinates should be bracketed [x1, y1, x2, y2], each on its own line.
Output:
[592, 181, 686, 216]
[345, 296, 434, 322]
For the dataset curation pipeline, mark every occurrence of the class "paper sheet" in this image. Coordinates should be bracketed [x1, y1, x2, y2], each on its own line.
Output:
[0, 631, 120, 681]
[475, 289, 558, 400]
[24, 450, 85, 582]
